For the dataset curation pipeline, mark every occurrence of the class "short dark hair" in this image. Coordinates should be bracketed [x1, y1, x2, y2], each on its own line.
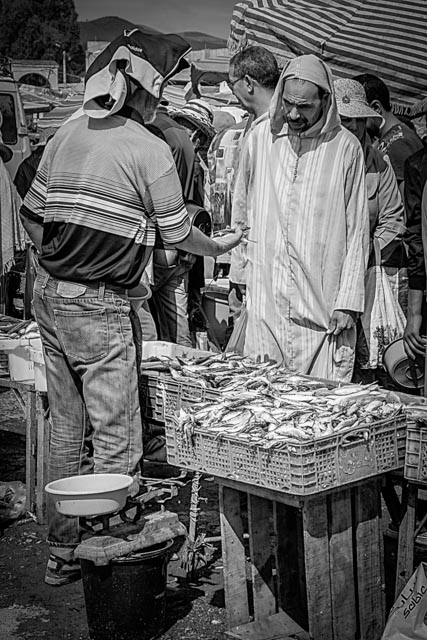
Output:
[353, 73, 392, 111]
[230, 46, 280, 90]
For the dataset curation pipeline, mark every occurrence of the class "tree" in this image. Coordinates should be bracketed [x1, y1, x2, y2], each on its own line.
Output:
[0, 0, 85, 79]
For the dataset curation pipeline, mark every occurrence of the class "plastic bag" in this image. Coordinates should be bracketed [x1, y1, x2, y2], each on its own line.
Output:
[225, 304, 247, 354]
[360, 259, 405, 369]
[381, 562, 427, 639]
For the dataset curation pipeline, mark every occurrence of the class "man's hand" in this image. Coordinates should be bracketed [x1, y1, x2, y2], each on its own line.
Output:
[327, 310, 357, 336]
[213, 227, 244, 256]
[176, 225, 243, 258]
[404, 289, 425, 360]
[404, 313, 426, 359]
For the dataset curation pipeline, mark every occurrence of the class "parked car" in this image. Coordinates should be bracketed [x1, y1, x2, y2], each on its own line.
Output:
[0, 58, 31, 180]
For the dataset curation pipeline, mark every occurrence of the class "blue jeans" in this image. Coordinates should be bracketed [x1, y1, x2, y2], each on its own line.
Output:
[33, 267, 143, 552]
[150, 262, 193, 347]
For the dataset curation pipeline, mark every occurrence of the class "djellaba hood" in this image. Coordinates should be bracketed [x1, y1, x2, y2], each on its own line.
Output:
[83, 29, 191, 119]
[269, 54, 340, 137]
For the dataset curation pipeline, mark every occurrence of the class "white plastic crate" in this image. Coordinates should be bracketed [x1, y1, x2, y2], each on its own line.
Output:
[141, 340, 210, 361]
[140, 341, 211, 423]
[0, 338, 34, 383]
[165, 411, 407, 495]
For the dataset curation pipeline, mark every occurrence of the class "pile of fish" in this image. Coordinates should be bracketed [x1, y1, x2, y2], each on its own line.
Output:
[142, 352, 403, 448]
[0, 317, 39, 340]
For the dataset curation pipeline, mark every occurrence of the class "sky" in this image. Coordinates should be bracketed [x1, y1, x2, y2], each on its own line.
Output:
[73, 0, 239, 39]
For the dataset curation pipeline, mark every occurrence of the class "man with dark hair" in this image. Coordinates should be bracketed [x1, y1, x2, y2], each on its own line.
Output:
[230, 54, 369, 380]
[227, 45, 280, 116]
[208, 46, 280, 231]
[354, 73, 423, 197]
[19, 29, 242, 587]
[210, 46, 280, 328]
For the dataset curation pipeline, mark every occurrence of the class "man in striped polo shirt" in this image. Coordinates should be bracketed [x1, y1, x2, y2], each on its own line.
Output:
[20, 29, 242, 587]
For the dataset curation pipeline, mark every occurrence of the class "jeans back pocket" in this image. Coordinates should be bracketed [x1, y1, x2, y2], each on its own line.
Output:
[54, 308, 109, 363]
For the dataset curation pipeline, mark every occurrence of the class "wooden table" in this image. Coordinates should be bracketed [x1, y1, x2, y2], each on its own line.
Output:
[0, 377, 49, 524]
[217, 476, 386, 640]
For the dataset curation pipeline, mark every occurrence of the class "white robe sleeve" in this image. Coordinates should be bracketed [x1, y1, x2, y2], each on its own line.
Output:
[229, 137, 251, 285]
[333, 145, 370, 313]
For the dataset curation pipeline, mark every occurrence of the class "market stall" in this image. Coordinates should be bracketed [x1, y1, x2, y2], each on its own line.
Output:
[0, 315, 48, 523]
[138, 347, 427, 638]
[228, 0, 427, 108]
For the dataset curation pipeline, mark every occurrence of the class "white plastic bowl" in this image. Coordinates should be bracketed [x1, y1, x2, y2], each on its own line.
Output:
[45, 473, 134, 517]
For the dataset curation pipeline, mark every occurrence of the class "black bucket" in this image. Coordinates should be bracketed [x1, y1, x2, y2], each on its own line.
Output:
[80, 539, 173, 640]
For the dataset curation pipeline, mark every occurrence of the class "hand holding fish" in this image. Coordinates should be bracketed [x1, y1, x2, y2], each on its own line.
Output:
[213, 223, 256, 250]
[213, 226, 244, 255]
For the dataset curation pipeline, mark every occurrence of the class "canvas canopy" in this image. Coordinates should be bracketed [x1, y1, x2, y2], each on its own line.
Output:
[228, 0, 426, 107]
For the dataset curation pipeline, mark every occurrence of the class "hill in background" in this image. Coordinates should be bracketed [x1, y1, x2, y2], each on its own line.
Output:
[78, 16, 227, 51]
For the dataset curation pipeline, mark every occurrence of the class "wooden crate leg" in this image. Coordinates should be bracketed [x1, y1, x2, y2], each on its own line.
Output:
[273, 502, 308, 629]
[247, 494, 276, 620]
[354, 480, 385, 639]
[24, 389, 36, 514]
[219, 485, 250, 628]
[328, 489, 357, 640]
[381, 475, 402, 526]
[302, 495, 333, 640]
[395, 483, 417, 600]
[35, 392, 49, 524]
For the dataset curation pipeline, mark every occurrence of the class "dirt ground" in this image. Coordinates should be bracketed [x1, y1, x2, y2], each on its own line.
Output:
[0, 390, 229, 640]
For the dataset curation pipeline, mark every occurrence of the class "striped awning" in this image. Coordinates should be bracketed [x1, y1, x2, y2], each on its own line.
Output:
[228, 0, 427, 106]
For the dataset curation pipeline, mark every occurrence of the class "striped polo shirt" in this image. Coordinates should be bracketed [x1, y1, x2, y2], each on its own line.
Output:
[21, 112, 191, 289]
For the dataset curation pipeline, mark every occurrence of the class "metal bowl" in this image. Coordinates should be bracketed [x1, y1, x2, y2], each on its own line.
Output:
[45, 473, 134, 517]
[382, 338, 424, 390]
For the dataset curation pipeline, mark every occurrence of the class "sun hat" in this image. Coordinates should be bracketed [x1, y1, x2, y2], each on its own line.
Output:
[213, 110, 237, 133]
[218, 106, 246, 124]
[170, 98, 216, 139]
[83, 29, 191, 119]
[334, 78, 383, 121]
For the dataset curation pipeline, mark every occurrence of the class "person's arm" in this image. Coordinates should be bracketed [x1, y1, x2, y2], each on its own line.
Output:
[327, 310, 358, 335]
[17, 147, 50, 253]
[229, 135, 251, 286]
[175, 224, 242, 257]
[398, 182, 405, 204]
[404, 288, 425, 359]
[331, 145, 370, 334]
[387, 136, 424, 205]
[19, 206, 43, 253]
[404, 169, 427, 359]
[404, 152, 426, 292]
[146, 149, 243, 257]
[373, 155, 405, 263]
